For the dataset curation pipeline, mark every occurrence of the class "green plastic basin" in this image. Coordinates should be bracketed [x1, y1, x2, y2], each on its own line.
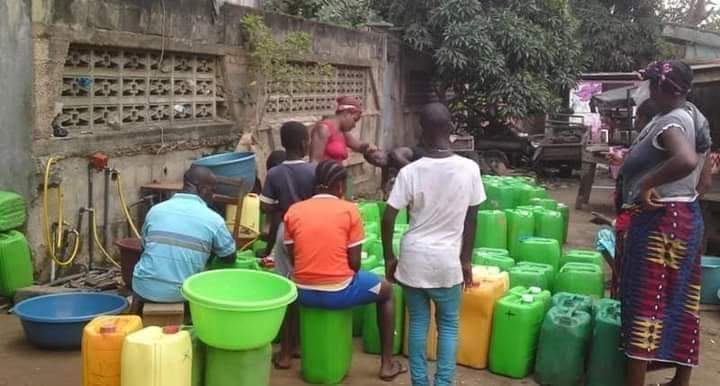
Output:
[182, 269, 297, 350]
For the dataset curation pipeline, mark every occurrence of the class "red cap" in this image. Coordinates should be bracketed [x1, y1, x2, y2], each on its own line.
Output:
[162, 325, 180, 334]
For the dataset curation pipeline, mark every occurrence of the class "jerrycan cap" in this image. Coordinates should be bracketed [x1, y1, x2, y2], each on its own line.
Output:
[521, 294, 535, 303]
[100, 324, 117, 334]
[163, 325, 180, 334]
[528, 286, 542, 294]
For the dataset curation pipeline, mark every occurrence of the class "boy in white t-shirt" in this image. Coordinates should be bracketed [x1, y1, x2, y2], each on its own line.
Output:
[381, 103, 485, 386]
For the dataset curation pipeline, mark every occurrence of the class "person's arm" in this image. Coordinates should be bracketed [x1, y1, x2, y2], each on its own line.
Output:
[259, 173, 280, 256]
[697, 153, 713, 197]
[460, 205, 479, 288]
[286, 244, 295, 267]
[381, 205, 399, 274]
[347, 245, 362, 272]
[346, 206, 365, 273]
[261, 207, 281, 257]
[639, 126, 699, 209]
[344, 131, 375, 154]
[283, 213, 295, 266]
[212, 222, 237, 264]
[462, 164, 486, 289]
[309, 123, 330, 163]
[383, 168, 411, 282]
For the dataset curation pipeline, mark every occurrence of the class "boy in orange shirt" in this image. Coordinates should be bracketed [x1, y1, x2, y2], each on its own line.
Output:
[283, 160, 407, 381]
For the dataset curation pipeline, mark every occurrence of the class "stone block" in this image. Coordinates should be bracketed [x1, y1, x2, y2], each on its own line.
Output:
[88, 1, 120, 30]
[118, 2, 146, 33]
[52, 0, 89, 27]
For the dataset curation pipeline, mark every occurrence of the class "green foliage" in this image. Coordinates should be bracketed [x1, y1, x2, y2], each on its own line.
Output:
[662, 0, 719, 27]
[571, 0, 662, 72]
[241, 14, 314, 85]
[240, 15, 332, 127]
[263, 0, 322, 18]
[378, 0, 583, 128]
[264, 0, 381, 28]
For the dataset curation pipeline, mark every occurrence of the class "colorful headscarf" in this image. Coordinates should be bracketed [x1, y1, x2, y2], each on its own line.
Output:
[638, 61, 692, 96]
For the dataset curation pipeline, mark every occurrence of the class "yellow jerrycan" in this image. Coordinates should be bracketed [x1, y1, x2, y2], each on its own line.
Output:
[82, 315, 143, 386]
[456, 266, 509, 368]
[121, 326, 192, 386]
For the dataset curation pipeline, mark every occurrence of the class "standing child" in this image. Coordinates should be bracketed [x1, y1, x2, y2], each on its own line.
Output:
[382, 103, 485, 386]
[283, 160, 407, 381]
[259, 121, 315, 369]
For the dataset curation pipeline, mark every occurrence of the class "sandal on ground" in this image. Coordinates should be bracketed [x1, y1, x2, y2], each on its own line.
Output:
[379, 361, 408, 382]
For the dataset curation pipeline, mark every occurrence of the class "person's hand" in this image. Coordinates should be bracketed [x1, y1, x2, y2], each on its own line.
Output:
[606, 152, 623, 164]
[639, 183, 663, 210]
[385, 257, 398, 283]
[462, 262, 475, 291]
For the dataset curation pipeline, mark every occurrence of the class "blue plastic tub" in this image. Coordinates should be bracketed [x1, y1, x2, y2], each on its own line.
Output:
[192, 152, 256, 196]
[13, 292, 128, 349]
[701, 256, 720, 305]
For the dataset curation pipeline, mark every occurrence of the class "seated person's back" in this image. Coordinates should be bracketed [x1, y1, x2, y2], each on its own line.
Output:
[133, 166, 236, 303]
[284, 191, 363, 286]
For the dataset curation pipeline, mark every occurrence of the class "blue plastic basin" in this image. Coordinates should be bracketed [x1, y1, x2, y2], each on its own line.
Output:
[13, 293, 128, 349]
[701, 256, 720, 305]
[192, 152, 256, 196]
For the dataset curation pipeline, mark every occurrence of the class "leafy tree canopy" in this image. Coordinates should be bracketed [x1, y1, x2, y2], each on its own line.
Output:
[374, 0, 583, 127]
[571, 0, 663, 72]
[662, 0, 720, 27]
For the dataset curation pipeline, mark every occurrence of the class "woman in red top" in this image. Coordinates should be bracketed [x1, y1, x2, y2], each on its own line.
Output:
[310, 96, 376, 163]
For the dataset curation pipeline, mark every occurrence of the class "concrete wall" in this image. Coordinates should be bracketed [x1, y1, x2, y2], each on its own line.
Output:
[0, 1, 34, 198]
[21, 0, 423, 279]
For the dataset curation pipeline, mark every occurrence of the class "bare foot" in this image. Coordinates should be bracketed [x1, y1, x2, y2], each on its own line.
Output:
[272, 352, 292, 370]
[379, 360, 407, 382]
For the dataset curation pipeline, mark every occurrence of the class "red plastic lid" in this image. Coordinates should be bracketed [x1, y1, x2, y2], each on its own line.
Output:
[163, 325, 180, 334]
[100, 324, 117, 334]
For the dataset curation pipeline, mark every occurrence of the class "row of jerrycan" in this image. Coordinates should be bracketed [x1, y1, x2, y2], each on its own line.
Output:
[474, 241, 605, 299]
[82, 317, 194, 386]
[482, 177, 546, 211]
[475, 205, 569, 253]
[82, 316, 270, 386]
[534, 296, 626, 386]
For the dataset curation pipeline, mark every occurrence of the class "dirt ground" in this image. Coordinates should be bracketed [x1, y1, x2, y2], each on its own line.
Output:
[1, 182, 719, 386]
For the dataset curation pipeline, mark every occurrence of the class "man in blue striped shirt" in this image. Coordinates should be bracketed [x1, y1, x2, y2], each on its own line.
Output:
[133, 166, 236, 303]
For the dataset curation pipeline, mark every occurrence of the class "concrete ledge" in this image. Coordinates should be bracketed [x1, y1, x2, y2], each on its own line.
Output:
[32, 121, 237, 157]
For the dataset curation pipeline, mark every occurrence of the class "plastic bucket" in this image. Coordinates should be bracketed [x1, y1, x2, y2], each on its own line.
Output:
[13, 293, 128, 349]
[192, 152, 256, 196]
[701, 256, 720, 305]
[182, 269, 297, 350]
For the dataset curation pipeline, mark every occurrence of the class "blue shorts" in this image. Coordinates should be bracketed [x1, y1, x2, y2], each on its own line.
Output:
[297, 271, 382, 310]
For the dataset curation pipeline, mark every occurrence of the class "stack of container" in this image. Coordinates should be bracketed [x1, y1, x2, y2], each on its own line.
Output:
[479, 176, 569, 252]
[0, 191, 33, 301]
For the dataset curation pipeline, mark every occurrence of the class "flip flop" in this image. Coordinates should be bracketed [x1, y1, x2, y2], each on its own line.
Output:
[379, 360, 408, 382]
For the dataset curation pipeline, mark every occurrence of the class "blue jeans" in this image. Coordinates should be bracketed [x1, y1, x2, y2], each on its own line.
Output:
[404, 285, 462, 386]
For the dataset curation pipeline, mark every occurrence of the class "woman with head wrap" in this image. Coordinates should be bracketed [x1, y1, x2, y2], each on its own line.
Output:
[619, 60, 712, 386]
[309, 96, 377, 163]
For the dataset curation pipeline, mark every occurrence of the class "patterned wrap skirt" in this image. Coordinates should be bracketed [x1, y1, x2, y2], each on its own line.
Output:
[620, 201, 703, 367]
